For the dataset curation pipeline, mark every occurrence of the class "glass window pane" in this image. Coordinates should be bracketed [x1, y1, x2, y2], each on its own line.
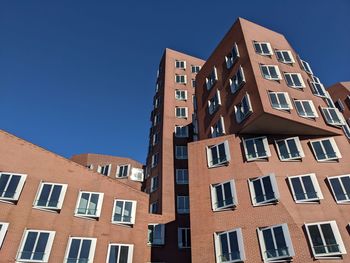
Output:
[37, 184, 52, 207]
[223, 183, 233, 206]
[108, 245, 119, 263]
[262, 229, 276, 258]
[262, 176, 274, 200]
[33, 232, 49, 260]
[286, 139, 299, 158]
[253, 180, 264, 203]
[290, 177, 304, 200]
[273, 226, 288, 257]
[322, 140, 336, 158]
[321, 224, 339, 253]
[21, 232, 38, 259]
[78, 193, 89, 214]
[88, 194, 99, 215]
[329, 178, 346, 201]
[68, 239, 81, 260]
[119, 246, 129, 263]
[80, 239, 92, 260]
[277, 141, 289, 160]
[340, 177, 350, 200]
[49, 185, 62, 207]
[308, 225, 326, 255]
[5, 175, 21, 198]
[302, 176, 317, 199]
[0, 174, 10, 197]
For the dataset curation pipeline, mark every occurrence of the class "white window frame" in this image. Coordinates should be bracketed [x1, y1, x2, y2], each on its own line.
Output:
[257, 223, 295, 262]
[175, 90, 188, 101]
[288, 173, 323, 203]
[129, 168, 144, 182]
[176, 169, 188, 184]
[175, 74, 187, 84]
[206, 67, 218, 90]
[234, 93, 253, 123]
[211, 116, 226, 138]
[268, 91, 293, 111]
[335, 99, 345, 112]
[149, 201, 158, 214]
[206, 140, 231, 168]
[151, 153, 159, 168]
[284, 73, 305, 88]
[17, 229, 55, 262]
[243, 136, 271, 161]
[97, 164, 111, 176]
[304, 221, 346, 258]
[106, 243, 134, 263]
[177, 195, 189, 214]
[64, 237, 97, 263]
[111, 199, 137, 225]
[33, 182, 68, 211]
[152, 132, 159, 146]
[254, 41, 273, 56]
[229, 65, 246, 94]
[294, 99, 319, 118]
[225, 42, 240, 69]
[175, 126, 189, 138]
[175, 146, 188, 160]
[0, 172, 27, 202]
[210, 180, 237, 211]
[300, 59, 313, 74]
[178, 228, 191, 249]
[154, 97, 160, 108]
[310, 137, 342, 162]
[248, 174, 279, 206]
[327, 174, 350, 204]
[208, 90, 222, 114]
[214, 228, 245, 263]
[275, 137, 305, 161]
[74, 191, 104, 219]
[275, 50, 295, 64]
[148, 224, 165, 246]
[0, 222, 9, 249]
[309, 81, 327, 97]
[321, 107, 345, 126]
[116, 164, 131, 178]
[260, 65, 282, 80]
[191, 65, 201, 73]
[175, 60, 186, 69]
[150, 176, 159, 192]
[175, 107, 188, 119]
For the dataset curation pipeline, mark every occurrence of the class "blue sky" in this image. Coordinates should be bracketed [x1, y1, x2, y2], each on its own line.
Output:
[1, 0, 350, 163]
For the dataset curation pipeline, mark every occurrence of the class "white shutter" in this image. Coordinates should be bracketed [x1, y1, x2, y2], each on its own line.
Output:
[275, 65, 282, 80]
[213, 233, 221, 263]
[213, 67, 218, 81]
[14, 174, 27, 201]
[294, 137, 305, 158]
[288, 51, 295, 63]
[266, 43, 273, 55]
[310, 173, 324, 200]
[257, 228, 268, 260]
[330, 221, 347, 255]
[246, 93, 253, 113]
[217, 90, 222, 105]
[309, 101, 319, 118]
[240, 65, 246, 83]
[269, 174, 280, 200]
[220, 116, 226, 134]
[236, 228, 245, 260]
[281, 224, 295, 257]
[284, 92, 293, 110]
[89, 238, 97, 262]
[223, 140, 231, 163]
[262, 137, 271, 157]
[329, 137, 342, 159]
[234, 42, 240, 58]
[206, 146, 213, 168]
[95, 193, 104, 218]
[130, 201, 137, 224]
[57, 184, 68, 210]
[298, 73, 305, 87]
[210, 184, 217, 211]
[231, 180, 238, 206]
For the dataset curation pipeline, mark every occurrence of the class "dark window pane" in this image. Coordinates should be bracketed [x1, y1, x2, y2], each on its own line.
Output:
[253, 180, 264, 203]
[21, 232, 38, 259]
[33, 232, 49, 260]
[119, 246, 129, 263]
[263, 229, 276, 258]
[37, 184, 52, 206]
[302, 176, 317, 199]
[80, 239, 92, 260]
[291, 177, 304, 200]
[262, 176, 274, 201]
[228, 231, 240, 260]
[308, 225, 326, 255]
[108, 245, 119, 263]
[68, 239, 81, 260]
[321, 224, 339, 253]
[330, 178, 346, 201]
[277, 141, 289, 160]
[287, 139, 299, 158]
[340, 177, 350, 200]
[223, 183, 233, 206]
[0, 174, 11, 197]
[4, 175, 21, 198]
[49, 185, 62, 207]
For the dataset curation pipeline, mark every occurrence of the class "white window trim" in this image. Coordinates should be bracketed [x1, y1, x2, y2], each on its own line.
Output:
[178, 228, 191, 249]
[0, 172, 27, 202]
[148, 224, 165, 246]
[130, 168, 144, 182]
[206, 140, 231, 168]
[116, 164, 131, 178]
[175, 90, 188, 101]
[268, 91, 293, 111]
[33, 182, 68, 211]
[321, 107, 345, 127]
[64, 237, 97, 263]
[275, 50, 295, 64]
[175, 74, 187, 84]
[97, 164, 111, 176]
[175, 60, 186, 69]
[225, 42, 240, 69]
[300, 59, 313, 74]
[287, 173, 323, 203]
[152, 133, 159, 146]
[294, 99, 319, 119]
[106, 243, 134, 263]
[309, 81, 327, 97]
[275, 137, 305, 161]
[175, 126, 189, 138]
[177, 195, 189, 214]
[214, 228, 245, 263]
[176, 169, 189, 185]
[243, 136, 271, 161]
[0, 222, 9, 248]
[235, 93, 253, 123]
[175, 107, 188, 119]
[260, 65, 282, 80]
[310, 137, 342, 162]
[208, 90, 222, 115]
[74, 191, 104, 219]
[284, 73, 305, 88]
[210, 179, 237, 211]
[150, 176, 159, 192]
[151, 153, 159, 168]
[211, 116, 226, 138]
[206, 67, 218, 90]
[327, 174, 350, 204]
[254, 41, 273, 56]
[111, 199, 137, 225]
[248, 174, 279, 206]
[229, 65, 246, 94]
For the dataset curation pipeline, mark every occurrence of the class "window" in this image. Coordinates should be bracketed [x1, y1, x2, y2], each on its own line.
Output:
[214, 228, 245, 263]
[249, 174, 279, 206]
[206, 67, 218, 90]
[64, 237, 97, 263]
[257, 224, 295, 262]
[211, 116, 225, 138]
[130, 168, 144, 182]
[175, 75, 187, 84]
[268, 91, 293, 111]
[284, 73, 305, 88]
[112, 199, 137, 225]
[310, 137, 341, 161]
[276, 50, 295, 64]
[154, 97, 160, 108]
[191, 65, 200, 73]
[175, 126, 189, 138]
[150, 176, 159, 192]
[211, 180, 237, 211]
[206, 140, 231, 168]
[175, 146, 188, 159]
[149, 201, 158, 214]
[208, 90, 222, 114]
[0, 172, 27, 202]
[148, 224, 165, 245]
[243, 136, 271, 161]
[0, 222, 9, 249]
[304, 221, 346, 258]
[260, 65, 282, 80]
[152, 132, 160, 146]
[17, 230, 55, 262]
[75, 191, 104, 219]
[151, 153, 159, 168]
[33, 182, 67, 211]
[193, 95, 197, 110]
[175, 107, 188, 118]
[225, 43, 240, 69]
[176, 169, 188, 184]
[310, 81, 327, 97]
[288, 173, 323, 203]
[178, 228, 191, 249]
[234, 93, 253, 123]
[325, 95, 336, 108]
[97, 164, 111, 176]
[153, 114, 161, 126]
[327, 174, 350, 203]
[177, 196, 189, 214]
[321, 107, 345, 126]
[175, 90, 187, 100]
[294, 99, 318, 118]
[335, 99, 345, 112]
[275, 137, 304, 161]
[155, 83, 159, 93]
[254, 41, 273, 55]
[116, 164, 131, 178]
[300, 59, 313, 74]
[230, 66, 245, 94]
[106, 244, 133, 263]
[175, 60, 186, 69]
[342, 123, 350, 139]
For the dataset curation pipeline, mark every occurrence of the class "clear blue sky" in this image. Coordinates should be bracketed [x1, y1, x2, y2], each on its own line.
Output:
[1, 0, 350, 163]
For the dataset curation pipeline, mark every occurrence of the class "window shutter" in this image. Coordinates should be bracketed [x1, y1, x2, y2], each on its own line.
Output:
[294, 137, 305, 158]
[231, 180, 238, 206]
[213, 233, 221, 263]
[223, 140, 231, 162]
[284, 92, 293, 110]
[262, 137, 271, 157]
[281, 224, 295, 257]
[14, 174, 27, 201]
[240, 66, 246, 83]
[220, 116, 226, 134]
[246, 93, 253, 113]
[309, 101, 319, 118]
[213, 67, 218, 81]
[206, 147, 213, 168]
[275, 65, 282, 79]
[329, 137, 342, 159]
[57, 184, 68, 210]
[234, 42, 240, 58]
[269, 174, 280, 200]
[266, 43, 273, 55]
[330, 221, 347, 254]
[130, 201, 137, 224]
[217, 90, 222, 105]
[96, 193, 104, 218]
[210, 184, 217, 211]
[310, 173, 324, 200]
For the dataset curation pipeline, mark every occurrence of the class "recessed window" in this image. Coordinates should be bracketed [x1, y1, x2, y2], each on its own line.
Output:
[310, 81, 327, 97]
[304, 221, 346, 258]
[268, 91, 293, 111]
[154, 97, 160, 108]
[130, 168, 144, 182]
[175, 75, 187, 84]
[175, 90, 187, 101]
[175, 60, 186, 69]
[175, 146, 188, 160]
[149, 201, 158, 214]
[153, 114, 161, 126]
[210, 180, 237, 211]
[300, 59, 313, 74]
[225, 42, 240, 69]
[284, 73, 305, 88]
[276, 50, 295, 64]
[335, 99, 345, 112]
[214, 228, 245, 263]
[275, 137, 304, 161]
[97, 164, 111, 176]
[235, 93, 253, 123]
[116, 164, 131, 178]
[152, 132, 160, 146]
[230, 65, 246, 94]
[178, 228, 191, 249]
[175, 126, 189, 138]
[208, 90, 222, 115]
[107, 243, 134, 263]
[327, 174, 350, 203]
[192, 79, 196, 88]
[260, 65, 282, 80]
[206, 140, 231, 168]
[175, 107, 188, 119]
[148, 224, 165, 245]
[206, 67, 218, 90]
[150, 176, 159, 192]
[191, 65, 201, 73]
[310, 137, 341, 162]
[211, 116, 225, 138]
[249, 174, 279, 206]
[0, 222, 9, 249]
[257, 224, 295, 262]
[151, 153, 159, 168]
[342, 124, 350, 139]
[17, 229, 55, 262]
[243, 136, 271, 161]
[321, 107, 345, 126]
[0, 172, 27, 202]
[33, 182, 67, 211]
[75, 191, 104, 219]
[64, 237, 97, 263]
[294, 99, 318, 118]
[254, 41, 273, 55]
[112, 199, 137, 225]
[176, 169, 188, 184]
[288, 173, 323, 203]
[177, 195, 189, 214]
